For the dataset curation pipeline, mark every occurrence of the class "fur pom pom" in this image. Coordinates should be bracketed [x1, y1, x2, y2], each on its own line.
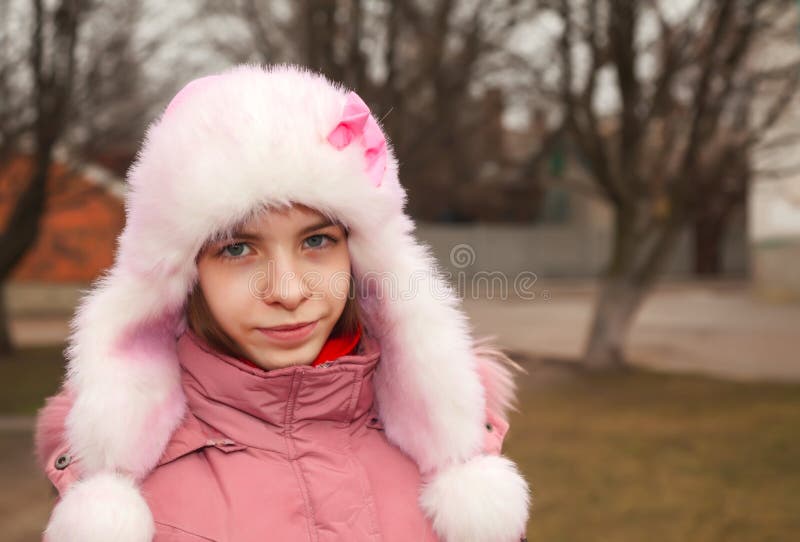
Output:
[419, 454, 531, 542]
[44, 472, 154, 542]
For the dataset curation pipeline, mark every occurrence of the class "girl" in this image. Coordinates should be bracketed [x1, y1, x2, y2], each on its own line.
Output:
[34, 65, 531, 542]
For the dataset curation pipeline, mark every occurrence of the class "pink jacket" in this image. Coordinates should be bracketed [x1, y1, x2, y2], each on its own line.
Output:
[37, 329, 513, 541]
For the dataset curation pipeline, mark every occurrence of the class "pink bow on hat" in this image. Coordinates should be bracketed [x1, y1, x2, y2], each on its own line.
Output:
[327, 92, 387, 187]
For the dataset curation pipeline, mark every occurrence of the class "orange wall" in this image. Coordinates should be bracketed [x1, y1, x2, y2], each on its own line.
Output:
[0, 156, 125, 282]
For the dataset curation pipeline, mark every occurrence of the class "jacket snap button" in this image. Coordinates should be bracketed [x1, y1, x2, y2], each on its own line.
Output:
[55, 453, 71, 470]
[485, 423, 493, 431]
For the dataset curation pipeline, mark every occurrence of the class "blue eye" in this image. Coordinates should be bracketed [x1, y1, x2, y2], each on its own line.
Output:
[304, 234, 336, 249]
[220, 243, 251, 259]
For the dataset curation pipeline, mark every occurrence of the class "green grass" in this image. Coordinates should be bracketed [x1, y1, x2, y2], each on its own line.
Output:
[505, 365, 800, 542]
[0, 344, 66, 415]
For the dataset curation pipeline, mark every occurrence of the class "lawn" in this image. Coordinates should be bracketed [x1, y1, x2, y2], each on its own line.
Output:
[506, 362, 800, 542]
[0, 344, 66, 415]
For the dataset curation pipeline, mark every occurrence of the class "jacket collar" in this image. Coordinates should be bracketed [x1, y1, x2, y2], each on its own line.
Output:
[158, 328, 381, 459]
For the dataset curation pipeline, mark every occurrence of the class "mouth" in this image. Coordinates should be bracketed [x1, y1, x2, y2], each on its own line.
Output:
[262, 321, 316, 331]
[256, 320, 319, 343]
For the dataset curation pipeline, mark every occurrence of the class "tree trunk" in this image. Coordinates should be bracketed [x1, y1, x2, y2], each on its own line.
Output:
[582, 201, 681, 371]
[0, 144, 54, 356]
[0, 286, 11, 357]
[693, 212, 726, 276]
[583, 274, 648, 371]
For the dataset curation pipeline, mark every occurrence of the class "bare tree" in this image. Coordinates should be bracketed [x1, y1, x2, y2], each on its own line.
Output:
[0, 0, 166, 356]
[0, 0, 88, 356]
[519, 0, 800, 370]
[196, 0, 533, 218]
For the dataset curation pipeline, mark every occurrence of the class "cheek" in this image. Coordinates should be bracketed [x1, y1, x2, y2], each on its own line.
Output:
[322, 248, 351, 301]
[198, 262, 257, 318]
[328, 270, 351, 302]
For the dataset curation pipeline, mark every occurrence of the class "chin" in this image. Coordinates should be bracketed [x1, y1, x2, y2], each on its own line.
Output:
[252, 338, 325, 369]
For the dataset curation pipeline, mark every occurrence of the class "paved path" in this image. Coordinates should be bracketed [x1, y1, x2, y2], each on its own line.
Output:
[9, 316, 70, 348]
[463, 279, 800, 383]
[10, 279, 800, 383]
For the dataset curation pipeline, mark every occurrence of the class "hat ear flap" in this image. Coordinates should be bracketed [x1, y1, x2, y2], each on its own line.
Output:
[63, 266, 188, 479]
[348, 214, 532, 541]
[347, 213, 486, 471]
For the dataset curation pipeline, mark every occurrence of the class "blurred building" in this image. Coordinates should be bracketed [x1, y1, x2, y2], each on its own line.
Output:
[749, 10, 800, 300]
[751, 103, 800, 299]
[417, 87, 749, 280]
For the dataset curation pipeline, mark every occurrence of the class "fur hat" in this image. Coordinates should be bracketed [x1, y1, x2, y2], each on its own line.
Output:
[42, 64, 531, 541]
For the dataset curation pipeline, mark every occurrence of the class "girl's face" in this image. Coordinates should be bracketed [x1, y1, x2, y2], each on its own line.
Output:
[196, 205, 351, 370]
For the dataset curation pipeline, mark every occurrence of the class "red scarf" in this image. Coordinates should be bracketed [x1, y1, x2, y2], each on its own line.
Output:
[238, 322, 363, 370]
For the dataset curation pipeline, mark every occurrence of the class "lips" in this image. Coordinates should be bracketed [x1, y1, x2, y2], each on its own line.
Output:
[263, 321, 315, 331]
[256, 320, 319, 344]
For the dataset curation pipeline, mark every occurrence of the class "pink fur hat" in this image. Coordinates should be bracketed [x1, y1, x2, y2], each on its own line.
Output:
[43, 64, 530, 541]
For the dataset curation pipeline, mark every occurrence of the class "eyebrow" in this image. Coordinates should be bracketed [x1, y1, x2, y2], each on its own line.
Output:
[229, 219, 339, 241]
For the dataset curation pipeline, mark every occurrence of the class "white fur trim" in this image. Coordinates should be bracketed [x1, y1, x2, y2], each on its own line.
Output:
[353, 212, 486, 472]
[64, 268, 187, 477]
[419, 454, 531, 542]
[44, 472, 154, 542]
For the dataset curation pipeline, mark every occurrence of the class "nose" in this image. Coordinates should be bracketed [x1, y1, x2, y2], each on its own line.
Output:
[256, 253, 310, 311]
